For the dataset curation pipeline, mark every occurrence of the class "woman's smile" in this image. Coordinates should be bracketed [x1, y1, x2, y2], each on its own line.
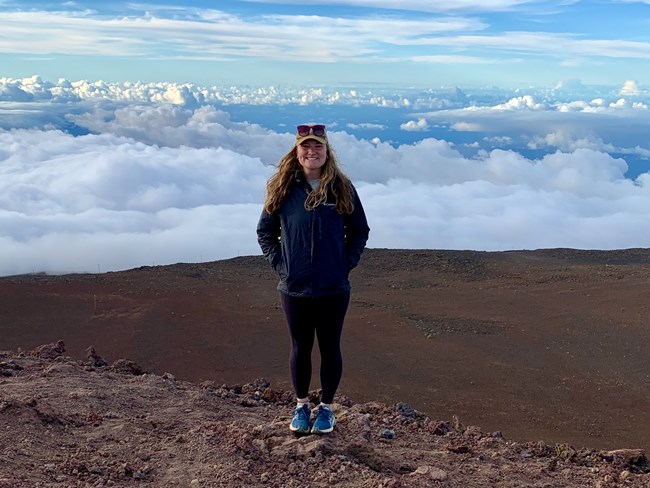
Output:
[297, 140, 327, 177]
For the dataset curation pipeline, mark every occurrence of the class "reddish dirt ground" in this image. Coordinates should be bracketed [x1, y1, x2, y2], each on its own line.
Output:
[2, 248, 650, 457]
[2, 348, 649, 487]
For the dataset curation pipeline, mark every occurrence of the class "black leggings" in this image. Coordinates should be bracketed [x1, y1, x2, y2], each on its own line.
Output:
[280, 291, 350, 404]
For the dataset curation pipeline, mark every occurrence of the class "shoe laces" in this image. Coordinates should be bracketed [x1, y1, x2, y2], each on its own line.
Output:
[316, 405, 333, 422]
[294, 404, 310, 420]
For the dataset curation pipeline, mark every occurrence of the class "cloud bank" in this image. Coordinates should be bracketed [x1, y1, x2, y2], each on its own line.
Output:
[1, 77, 650, 276]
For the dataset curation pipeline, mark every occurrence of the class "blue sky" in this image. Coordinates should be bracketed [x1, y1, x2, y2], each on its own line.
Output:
[2, 0, 650, 87]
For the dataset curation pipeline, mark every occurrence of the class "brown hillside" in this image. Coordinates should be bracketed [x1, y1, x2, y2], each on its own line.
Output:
[1, 248, 650, 456]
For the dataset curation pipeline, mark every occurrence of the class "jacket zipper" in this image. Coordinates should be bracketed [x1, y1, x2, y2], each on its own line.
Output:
[308, 183, 316, 295]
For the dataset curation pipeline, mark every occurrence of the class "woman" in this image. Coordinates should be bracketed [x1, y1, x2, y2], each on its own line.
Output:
[257, 124, 370, 435]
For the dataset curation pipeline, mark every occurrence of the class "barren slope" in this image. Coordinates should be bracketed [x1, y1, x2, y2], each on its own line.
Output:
[1, 248, 650, 455]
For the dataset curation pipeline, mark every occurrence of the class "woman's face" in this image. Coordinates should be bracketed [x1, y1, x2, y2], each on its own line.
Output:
[297, 139, 327, 178]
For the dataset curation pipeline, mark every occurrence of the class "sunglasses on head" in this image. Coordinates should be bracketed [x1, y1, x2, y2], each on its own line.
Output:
[297, 124, 326, 137]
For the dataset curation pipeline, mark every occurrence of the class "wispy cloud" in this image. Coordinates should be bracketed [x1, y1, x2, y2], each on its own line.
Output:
[4, 5, 648, 66]
[0, 9, 484, 61]
[1, 1, 648, 86]
[415, 32, 650, 60]
[240, 0, 552, 14]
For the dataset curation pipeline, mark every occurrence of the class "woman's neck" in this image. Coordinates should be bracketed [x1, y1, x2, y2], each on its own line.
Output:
[302, 168, 321, 179]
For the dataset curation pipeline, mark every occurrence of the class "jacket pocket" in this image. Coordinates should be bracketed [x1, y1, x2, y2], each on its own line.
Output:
[274, 252, 288, 280]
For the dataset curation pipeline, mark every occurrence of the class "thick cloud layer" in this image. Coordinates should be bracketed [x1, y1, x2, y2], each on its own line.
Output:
[1, 78, 650, 276]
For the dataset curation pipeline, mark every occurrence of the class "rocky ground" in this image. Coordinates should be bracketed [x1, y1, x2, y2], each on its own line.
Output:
[1, 342, 649, 487]
[2, 248, 650, 487]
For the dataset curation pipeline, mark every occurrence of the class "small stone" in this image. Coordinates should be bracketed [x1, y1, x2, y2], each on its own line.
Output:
[261, 388, 276, 402]
[380, 429, 395, 439]
[86, 346, 108, 367]
[600, 448, 646, 465]
[410, 465, 448, 480]
[109, 359, 145, 376]
[413, 466, 429, 475]
[396, 403, 416, 418]
[429, 468, 448, 481]
[133, 471, 148, 480]
[447, 444, 470, 454]
[260, 473, 270, 483]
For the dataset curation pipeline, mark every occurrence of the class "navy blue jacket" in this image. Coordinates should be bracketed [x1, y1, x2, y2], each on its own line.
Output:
[257, 172, 370, 297]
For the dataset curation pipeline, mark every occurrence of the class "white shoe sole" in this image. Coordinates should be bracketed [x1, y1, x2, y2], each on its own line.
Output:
[311, 420, 335, 434]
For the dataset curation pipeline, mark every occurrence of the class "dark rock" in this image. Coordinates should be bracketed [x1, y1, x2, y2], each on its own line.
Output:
[109, 359, 145, 376]
[0, 361, 21, 377]
[447, 444, 470, 454]
[600, 448, 648, 471]
[29, 341, 65, 359]
[86, 346, 108, 368]
[428, 420, 452, 436]
[380, 429, 395, 439]
[396, 402, 417, 418]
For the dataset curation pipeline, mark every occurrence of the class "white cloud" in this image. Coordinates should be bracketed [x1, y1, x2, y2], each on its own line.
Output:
[2, 81, 650, 276]
[554, 79, 585, 90]
[495, 95, 548, 111]
[242, 0, 565, 14]
[400, 118, 430, 131]
[418, 32, 650, 61]
[451, 121, 483, 131]
[3, 2, 649, 70]
[527, 130, 617, 153]
[347, 123, 386, 130]
[0, 76, 459, 110]
[3, 115, 649, 277]
[408, 54, 497, 64]
[483, 136, 513, 145]
[620, 80, 641, 96]
[69, 104, 288, 166]
[416, 94, 650, 154]
[0, 127, 272, 275]
[0, 8, 484, 63]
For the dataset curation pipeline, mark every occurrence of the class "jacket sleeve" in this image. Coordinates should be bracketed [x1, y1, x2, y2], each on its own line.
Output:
[344, 186, 370, 270]
[256, 209, 282, 270]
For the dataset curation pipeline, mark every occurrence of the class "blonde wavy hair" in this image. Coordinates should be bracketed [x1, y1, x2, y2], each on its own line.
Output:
[263, 144, 355, 215]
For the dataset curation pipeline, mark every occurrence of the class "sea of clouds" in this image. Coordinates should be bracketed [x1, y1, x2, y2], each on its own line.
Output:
[1, 76, 649, 276]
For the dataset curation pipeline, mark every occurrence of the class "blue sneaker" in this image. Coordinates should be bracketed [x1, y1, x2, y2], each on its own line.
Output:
[289, 403, 311, 434]
[311, 405, 335, 434]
